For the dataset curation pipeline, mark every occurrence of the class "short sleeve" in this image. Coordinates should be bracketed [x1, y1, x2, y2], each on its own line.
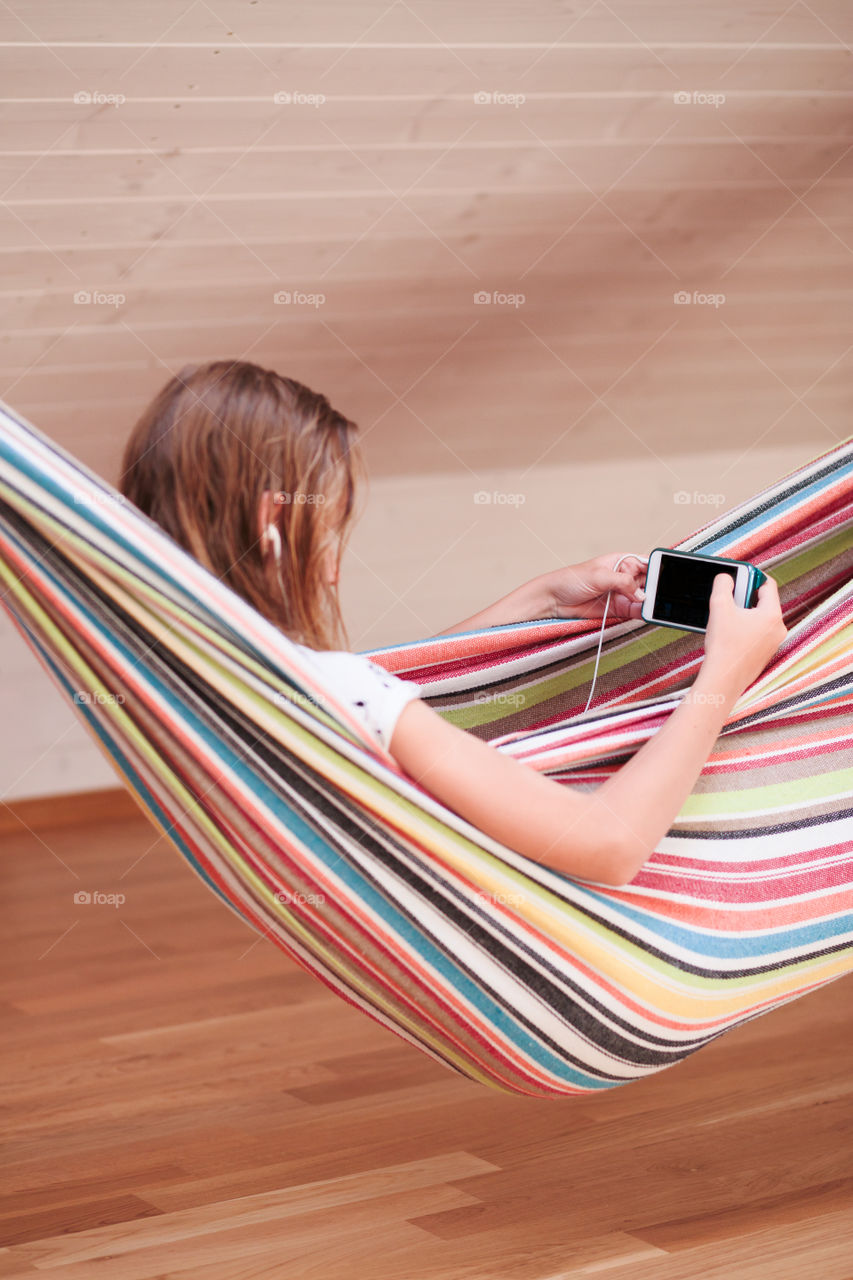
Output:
[291, 646, 422, 751]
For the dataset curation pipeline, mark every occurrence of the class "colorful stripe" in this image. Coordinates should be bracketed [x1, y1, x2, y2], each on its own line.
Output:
[0, 399, 851, 1098]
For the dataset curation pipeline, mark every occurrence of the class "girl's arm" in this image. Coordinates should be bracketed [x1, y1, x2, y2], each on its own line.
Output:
[431, 572, 558, 634]
[433, 555, 647, 636]
[390, 574, 787, 887]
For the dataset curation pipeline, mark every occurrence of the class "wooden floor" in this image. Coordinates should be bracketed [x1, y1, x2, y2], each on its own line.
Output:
[1, 801, 852, 1279]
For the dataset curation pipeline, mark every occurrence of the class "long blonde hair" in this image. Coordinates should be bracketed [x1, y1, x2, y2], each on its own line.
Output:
[119, 360, 364, 650]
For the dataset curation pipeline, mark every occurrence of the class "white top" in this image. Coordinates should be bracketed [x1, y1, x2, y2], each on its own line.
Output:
[292, 643, 423, 751]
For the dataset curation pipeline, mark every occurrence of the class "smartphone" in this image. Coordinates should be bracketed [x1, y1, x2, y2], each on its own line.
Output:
[641, 547, 767, 633]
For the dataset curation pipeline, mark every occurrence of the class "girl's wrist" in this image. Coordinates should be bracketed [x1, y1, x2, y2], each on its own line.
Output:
[515, 574, 558, 622]
[692, 660, 743, 707]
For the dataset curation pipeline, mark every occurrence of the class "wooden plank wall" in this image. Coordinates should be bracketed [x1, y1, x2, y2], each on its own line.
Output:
[2, 1, 851, 482]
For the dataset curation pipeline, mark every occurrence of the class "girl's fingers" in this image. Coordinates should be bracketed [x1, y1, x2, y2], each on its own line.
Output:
[618, 571, 643, 599]
[618, 555, 648, 579]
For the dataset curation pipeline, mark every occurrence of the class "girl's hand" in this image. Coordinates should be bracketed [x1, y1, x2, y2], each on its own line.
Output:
[700, 572, 787, 696]
[546, 554, 648, 621]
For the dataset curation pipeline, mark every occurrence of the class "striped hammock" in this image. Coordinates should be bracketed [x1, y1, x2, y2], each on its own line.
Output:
[1, 398, 851, 1100]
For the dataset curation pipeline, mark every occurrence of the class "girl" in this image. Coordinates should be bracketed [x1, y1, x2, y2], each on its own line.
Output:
[120, 360, 787, 889]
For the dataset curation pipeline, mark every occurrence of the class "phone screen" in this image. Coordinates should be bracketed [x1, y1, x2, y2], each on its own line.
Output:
[654, 554, 737, 630]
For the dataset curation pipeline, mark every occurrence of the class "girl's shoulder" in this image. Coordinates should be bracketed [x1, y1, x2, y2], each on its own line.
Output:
[293, 643, 422, 751]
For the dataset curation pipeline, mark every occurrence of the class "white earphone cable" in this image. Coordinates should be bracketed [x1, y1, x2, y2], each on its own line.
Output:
[580, 553, 648, 715]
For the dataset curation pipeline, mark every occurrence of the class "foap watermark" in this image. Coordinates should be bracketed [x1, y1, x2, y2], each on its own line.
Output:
[273, 90, 326, 107]
[272, 688, 334, 716]
[474, 690, 526, 709]
[473, 490, 526, 506]
[672, 490, 726, 506]
[674, 290, 726, 308]
[474, 290, 525, 308]
[683, 689, 728, 708]
[474, 91, 526, 108]
[274, 290, 325, 308]
[273, 489, 326, 505]
[73, 89, 126, 107]
[73, 890, 126, 908]
[274, 890, 326, 905]
[73, 490, 126, 509]
[74, 691, 126, 706]
[673, 90, 726, 108]
[74, 289, 126, 308]
[475, 888, 526, 907]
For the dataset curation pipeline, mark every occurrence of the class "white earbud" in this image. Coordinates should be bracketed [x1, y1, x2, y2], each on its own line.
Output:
[263, 522, 283, 565]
